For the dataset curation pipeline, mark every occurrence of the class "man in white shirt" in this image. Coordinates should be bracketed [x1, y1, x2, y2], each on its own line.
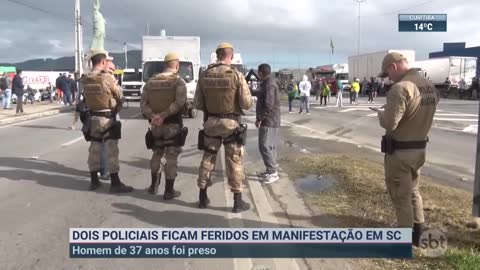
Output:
[298, 75, 311, 114]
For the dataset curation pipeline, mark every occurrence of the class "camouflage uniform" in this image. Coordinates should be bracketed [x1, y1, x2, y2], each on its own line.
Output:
[377, 53, 439, 245]
[194, 60, 253, 212]
[82, 67, 132, 193]
[141, 68, 187, 199]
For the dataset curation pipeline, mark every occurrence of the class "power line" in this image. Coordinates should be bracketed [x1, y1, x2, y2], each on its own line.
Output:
[6, 0, 141, 50]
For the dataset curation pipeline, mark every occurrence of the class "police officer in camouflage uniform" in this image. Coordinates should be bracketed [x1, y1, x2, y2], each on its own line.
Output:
[374, 52, 439, 246]
[82, 49, 133, 193]
[194, 42, 253, 213]
[141, 53, 187, 200]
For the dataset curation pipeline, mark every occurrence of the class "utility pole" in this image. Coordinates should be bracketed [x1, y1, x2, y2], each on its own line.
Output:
[123, 42, 128, 69]
[473, 100, 480, 217]
[74, 0, 83, 75]
[354, 0, 366, 79]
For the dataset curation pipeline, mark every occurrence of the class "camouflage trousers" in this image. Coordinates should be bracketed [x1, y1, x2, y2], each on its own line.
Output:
[384, 149, 426, 227]
[150, 123, 182, 180]
[197, 118, 245, 193]
[87, 116, 119, 173]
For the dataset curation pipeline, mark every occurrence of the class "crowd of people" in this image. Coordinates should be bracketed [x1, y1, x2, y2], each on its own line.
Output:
[284, 75, 387, 112]
[0, 71, 79, 116]
[54, 73, 77, 106]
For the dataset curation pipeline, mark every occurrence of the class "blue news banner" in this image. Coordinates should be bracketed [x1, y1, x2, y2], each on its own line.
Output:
[70, 228, 412, 258]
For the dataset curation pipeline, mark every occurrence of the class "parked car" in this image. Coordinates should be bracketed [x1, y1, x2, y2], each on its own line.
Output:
[41, 89, 52, 101]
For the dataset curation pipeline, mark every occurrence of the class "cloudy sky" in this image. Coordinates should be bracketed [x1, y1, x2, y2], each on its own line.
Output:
[2, 0, 479, 69]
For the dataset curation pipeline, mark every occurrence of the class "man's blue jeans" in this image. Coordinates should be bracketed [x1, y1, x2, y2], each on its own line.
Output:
[64, 91, 72, 105]
[2, 89, 11, 109]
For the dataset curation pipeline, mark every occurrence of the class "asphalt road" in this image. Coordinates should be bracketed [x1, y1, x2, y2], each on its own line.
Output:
[282, 96, 478, 190]
[0, 96, 477, 269]
[1, 105, 346, 270]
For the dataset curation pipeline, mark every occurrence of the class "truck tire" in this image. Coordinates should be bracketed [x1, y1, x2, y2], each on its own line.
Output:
[188, 108, 197, 118]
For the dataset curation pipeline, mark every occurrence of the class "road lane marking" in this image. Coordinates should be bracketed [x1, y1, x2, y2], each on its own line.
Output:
[434, 118, 478, 122]
[129, 112, 142, 119]
[0, 113, 62, 129]
[340, 108, 372, 112]
[463, 125, 478, 134]
[283, 119, 474, 185]
[61, 136, 84, 147]
[435, 113, 477, 117]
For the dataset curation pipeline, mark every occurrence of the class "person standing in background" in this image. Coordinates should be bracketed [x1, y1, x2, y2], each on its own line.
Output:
[336, 78, 344, 107]
[367, 77, 375, 103]
[63, 74, 73, 106]
[320, 81, 330, 106]
[468, 77, 479, 100]
[48, 82, 55, 103]
[286, 79, 297, 113]
[351, 78, 360, 104]
[0, 73, 11, 109]
[379, 78, 385, 97]
[361, 77, 368, 97]
[55, 73, 65, 104]
[12, 69, 24, 116]
[458, 78, 467, 99]
[5, 73, 13, 109]
[298, 75, 311, 114]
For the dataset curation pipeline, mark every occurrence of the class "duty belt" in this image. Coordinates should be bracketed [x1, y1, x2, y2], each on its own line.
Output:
[393, 139, 428, 150]
[208, 113, 240, 122]
[91, 111, 116, 118]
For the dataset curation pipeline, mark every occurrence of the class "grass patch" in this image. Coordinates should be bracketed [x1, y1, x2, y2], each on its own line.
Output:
[284, 154, 480, 270]
[445, 249, 480, 270]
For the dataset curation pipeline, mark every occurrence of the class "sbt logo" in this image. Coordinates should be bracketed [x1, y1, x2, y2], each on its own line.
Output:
[419, 229, 447, 257]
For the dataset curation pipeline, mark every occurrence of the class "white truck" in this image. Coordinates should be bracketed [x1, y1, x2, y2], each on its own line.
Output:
[121, 68, 142, 101]
[209, 52, 247, 75]
[413, 56, 477, 89]
[348, 50, 416, 82]
[142, 35, 201, 118]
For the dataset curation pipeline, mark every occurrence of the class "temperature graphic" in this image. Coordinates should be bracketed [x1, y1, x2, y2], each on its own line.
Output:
[398, 14, 447, 32]
[414, 23, 434, 31]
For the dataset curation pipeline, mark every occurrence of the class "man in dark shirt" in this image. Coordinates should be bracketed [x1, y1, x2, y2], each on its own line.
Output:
[12, 69, 25, 115]
[255, 63, 280, 184]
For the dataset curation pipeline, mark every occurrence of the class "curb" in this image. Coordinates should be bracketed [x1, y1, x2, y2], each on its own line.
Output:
[0, 107, 74, 126]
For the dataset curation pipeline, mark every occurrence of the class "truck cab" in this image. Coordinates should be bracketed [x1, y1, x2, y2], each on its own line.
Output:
[142, 58, 198, 118]
[121, 68, 142, 101]
[336, 72, 350, 90]
[308, 69, 338, 95]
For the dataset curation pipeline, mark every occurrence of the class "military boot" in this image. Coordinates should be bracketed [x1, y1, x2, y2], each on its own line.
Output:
[163, 179, 181, 200]
[109, 173, 134, 193]
[198, 188, 210, 209]
[89, 171, 102, 191]
[148, 173, 161, 194]
[413, 223, 425, 247]
[232, 192, 250, 213]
